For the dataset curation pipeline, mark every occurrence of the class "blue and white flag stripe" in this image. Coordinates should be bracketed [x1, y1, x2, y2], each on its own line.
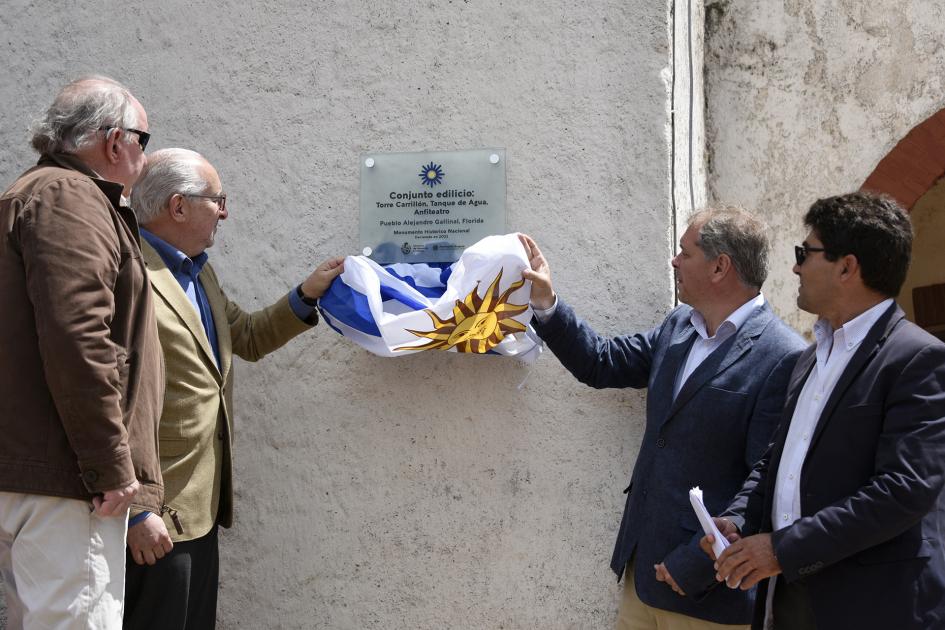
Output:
[318, 234, 542, 361]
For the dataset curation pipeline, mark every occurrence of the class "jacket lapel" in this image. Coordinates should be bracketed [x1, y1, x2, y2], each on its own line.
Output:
[651, 325, 697, 419]
[142, 241, 222, 382]
[807, 303, 903, 451]
[783, 347, 816, 420]
[667, 303, 775, 421]
[762, 346, 816, 509]
[201, 266, 232, 385]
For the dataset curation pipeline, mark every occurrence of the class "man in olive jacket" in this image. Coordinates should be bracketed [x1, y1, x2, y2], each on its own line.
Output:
[0, 77, 164, 628]
[122, 148, 343, 630]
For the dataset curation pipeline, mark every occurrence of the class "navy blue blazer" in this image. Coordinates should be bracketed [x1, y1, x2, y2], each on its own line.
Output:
[724, 304, 945, 629]
[535, 299, 804, 624]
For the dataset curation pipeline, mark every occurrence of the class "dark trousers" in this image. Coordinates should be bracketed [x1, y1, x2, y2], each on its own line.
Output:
[772, 578, 817, 630]
[124, 526, 219, 630]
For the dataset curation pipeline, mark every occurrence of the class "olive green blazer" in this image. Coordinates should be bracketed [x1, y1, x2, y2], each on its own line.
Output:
[142, 241, 312, 542]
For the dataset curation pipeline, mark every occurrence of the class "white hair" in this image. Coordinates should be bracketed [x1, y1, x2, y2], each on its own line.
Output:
[30, 75, 140, 155]
[131, 148, 209, 224]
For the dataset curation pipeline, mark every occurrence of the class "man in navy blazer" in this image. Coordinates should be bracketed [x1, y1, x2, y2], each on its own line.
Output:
[705, 192, 945, 629]
[520, 206, 804, 629]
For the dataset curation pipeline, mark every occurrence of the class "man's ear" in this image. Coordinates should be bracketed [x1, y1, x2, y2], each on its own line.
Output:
[713, 253, 733, 282]
[838, 253, 860, 282]
[168, 194, 187, 223]
[104, 128, 123, 165]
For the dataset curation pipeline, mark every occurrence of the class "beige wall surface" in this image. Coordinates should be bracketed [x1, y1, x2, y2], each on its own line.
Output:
[0, 1, 677, 628]
[704, 0, 945, 334]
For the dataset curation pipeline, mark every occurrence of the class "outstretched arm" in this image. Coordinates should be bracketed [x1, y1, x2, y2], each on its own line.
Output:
[299, 256, 345, 301]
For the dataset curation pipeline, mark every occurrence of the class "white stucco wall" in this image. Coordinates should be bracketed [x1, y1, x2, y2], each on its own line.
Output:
[0, 2, 679, 627]
[704, 0, 945, 333]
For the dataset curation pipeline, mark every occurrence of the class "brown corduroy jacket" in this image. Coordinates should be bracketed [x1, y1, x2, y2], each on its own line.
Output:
[0, 153, 165, 512]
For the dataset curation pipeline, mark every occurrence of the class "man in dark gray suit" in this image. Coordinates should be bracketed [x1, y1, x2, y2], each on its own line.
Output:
[519, 206, 804, 629]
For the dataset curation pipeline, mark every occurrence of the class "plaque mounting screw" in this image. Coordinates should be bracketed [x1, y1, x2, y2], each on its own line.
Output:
[365, 158, 375, 168]
[489, 154, 500, 164]
[362, 247, 372, 256]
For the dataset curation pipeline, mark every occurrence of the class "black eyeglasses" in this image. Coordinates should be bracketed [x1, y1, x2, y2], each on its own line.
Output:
[99, 126, 150, 151]
[183, 193, 227, 213]
[794, 244, 827, 266]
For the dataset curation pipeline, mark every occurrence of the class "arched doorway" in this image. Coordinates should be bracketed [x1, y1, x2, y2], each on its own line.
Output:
[861, 108, 945, 342]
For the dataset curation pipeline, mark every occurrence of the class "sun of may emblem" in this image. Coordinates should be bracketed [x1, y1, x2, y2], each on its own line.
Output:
[396, 268, 528, 353]
[419, 162, 444, 187]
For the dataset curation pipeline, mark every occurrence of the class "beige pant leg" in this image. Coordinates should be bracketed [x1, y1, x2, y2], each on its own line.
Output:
[0, 491, 128, 630]
[616, 563, 750, 630]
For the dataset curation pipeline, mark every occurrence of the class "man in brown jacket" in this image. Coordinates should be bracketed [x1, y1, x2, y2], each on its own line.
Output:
[0, 77, 164, 629]
[122, 148, 343, 630]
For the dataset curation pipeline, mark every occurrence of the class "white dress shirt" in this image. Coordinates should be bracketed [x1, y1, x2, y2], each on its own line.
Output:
[673, 294, 765, 398]
[771, 298, 893, 531]
[763, 297, 893, 628]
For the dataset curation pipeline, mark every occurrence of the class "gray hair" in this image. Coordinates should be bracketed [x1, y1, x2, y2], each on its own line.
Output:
[30, 75, 141, 155]
[131, 148, 209, 224]
[690, 206, 769, 289]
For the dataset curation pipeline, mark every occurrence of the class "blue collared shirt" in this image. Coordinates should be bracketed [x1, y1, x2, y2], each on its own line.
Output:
[140, 230, 317, 362]
[141, 229, 222, 368]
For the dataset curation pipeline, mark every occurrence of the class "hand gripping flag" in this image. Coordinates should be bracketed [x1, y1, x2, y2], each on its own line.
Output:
[318, 234, 542, 362]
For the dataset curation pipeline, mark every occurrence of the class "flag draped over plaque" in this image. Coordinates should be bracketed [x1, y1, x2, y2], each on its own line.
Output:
[318, 234, 541, 361]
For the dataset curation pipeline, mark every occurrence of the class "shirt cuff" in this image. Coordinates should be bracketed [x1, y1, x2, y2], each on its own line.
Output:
[532, 295, 558, 323]
[128, 511, 151, 527]
[288, 285, 319, 324]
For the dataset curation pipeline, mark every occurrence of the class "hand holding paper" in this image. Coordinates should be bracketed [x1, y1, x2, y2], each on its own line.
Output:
[689, 486, 731, 559]
[690, 487, 744, 589]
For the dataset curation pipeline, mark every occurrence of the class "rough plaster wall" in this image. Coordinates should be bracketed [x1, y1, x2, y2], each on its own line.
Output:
[704, 0, 945, 334]
[0, 1, 674, 627]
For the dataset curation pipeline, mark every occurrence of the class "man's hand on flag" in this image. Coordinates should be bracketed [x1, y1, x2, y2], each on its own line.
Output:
[300, 256, 346, 301]
[518, 233, 555, 310]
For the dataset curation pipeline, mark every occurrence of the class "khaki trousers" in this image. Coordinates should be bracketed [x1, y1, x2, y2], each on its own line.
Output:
[0, 491, 128, 629]
[617, 563, 750, 630]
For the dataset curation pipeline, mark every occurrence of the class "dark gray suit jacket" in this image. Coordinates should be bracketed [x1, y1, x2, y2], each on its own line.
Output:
[535, 299, 804, 624]
[724, 303, 945, 629]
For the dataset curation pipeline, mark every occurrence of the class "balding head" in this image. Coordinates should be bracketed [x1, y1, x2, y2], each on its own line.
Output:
[30, 76, 142, 155]
[132, 148, 228, 257]
[132, 148, 210, 224]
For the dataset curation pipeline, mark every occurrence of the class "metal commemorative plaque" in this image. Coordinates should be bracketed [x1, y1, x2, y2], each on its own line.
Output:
[359, 148, 507, 264]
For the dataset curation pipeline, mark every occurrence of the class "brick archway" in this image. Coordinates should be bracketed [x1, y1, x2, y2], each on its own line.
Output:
[861, 108, 945, 211]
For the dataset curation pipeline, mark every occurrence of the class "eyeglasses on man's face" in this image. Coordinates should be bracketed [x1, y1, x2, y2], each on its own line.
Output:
[183, 193, 227, 213]
[794, 244, 827, 266]
[99, 126, 150, 152]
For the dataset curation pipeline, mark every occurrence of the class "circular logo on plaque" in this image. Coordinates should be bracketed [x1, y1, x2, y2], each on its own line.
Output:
[419, 162, 444, 188]
[401, 242, 411, 255]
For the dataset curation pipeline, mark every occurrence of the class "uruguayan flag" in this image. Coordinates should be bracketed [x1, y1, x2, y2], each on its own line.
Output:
[318, 233, 541, 362]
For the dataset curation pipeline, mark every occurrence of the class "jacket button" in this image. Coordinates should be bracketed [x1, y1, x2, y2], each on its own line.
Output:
[656, 438, 666, 448]
[82, 470, 99, 484]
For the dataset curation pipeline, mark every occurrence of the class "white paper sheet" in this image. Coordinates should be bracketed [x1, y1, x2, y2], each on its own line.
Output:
[689, 486, 742, 589]
[689, 486, 730, 558]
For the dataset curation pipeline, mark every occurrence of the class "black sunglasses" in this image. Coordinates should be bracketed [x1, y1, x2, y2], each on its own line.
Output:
[99, 126, 150, 151]
[794, 244, 827, 266]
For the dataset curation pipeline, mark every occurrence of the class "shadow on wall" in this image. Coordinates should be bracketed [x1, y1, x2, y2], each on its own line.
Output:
[860, 107, 945, 340]
[900, 178, 945, 340]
